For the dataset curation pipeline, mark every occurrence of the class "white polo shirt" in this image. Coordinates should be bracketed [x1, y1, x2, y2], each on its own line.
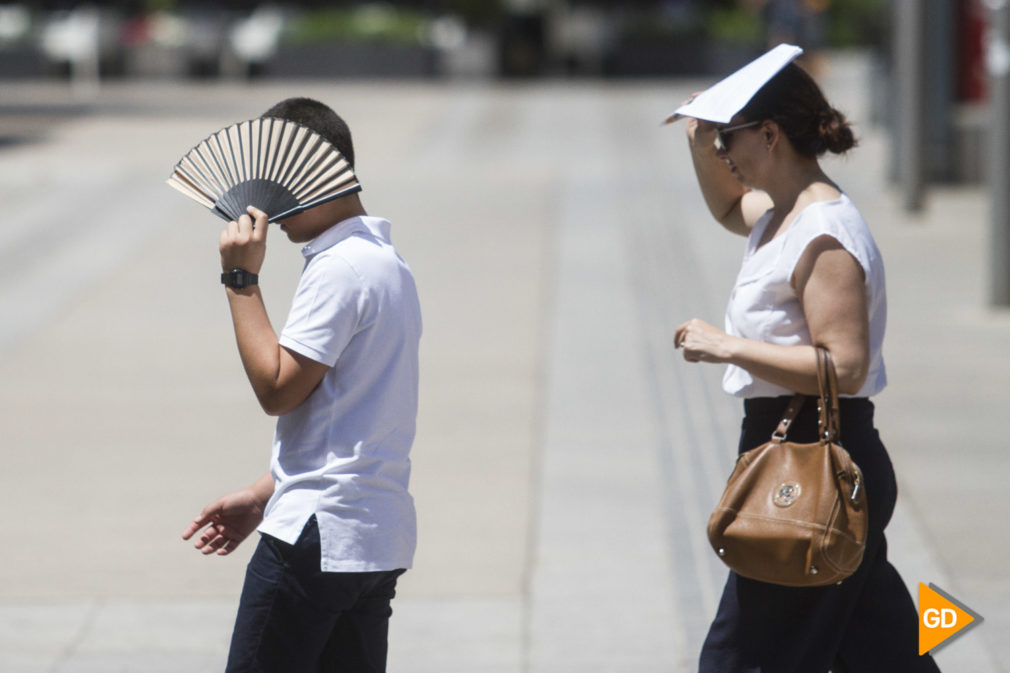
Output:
[258, 215, 421, 572]
[723, 194, 887, 399]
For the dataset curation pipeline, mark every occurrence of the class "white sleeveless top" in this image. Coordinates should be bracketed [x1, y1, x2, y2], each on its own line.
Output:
[723, 194, 887, 398]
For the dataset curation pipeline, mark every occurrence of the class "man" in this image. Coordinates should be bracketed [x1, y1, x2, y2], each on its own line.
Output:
[182, 98, 421, 673]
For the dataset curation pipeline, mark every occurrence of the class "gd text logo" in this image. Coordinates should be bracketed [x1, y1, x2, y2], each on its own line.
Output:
[918, 583, 984, 656]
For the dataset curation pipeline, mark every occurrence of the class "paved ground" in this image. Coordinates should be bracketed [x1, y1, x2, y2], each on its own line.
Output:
[0, 52, 1007, 672]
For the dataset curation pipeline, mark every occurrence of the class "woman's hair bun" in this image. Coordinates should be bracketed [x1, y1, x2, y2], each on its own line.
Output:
[819, 108, 856, 155]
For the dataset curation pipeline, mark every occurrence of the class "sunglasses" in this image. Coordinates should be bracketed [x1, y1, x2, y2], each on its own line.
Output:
[714, 120, 763, 152]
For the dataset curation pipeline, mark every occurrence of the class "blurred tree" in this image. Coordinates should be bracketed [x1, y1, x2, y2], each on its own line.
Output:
[826, 0, 888, 47]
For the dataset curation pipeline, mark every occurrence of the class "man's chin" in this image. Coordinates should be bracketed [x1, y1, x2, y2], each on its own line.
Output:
[282, 230, 308, 243]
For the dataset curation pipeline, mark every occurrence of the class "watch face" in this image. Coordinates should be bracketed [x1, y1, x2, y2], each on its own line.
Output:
[222, 269, 256, 288]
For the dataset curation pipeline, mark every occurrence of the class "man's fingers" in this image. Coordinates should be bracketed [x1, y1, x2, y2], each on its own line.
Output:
[181, 521, 201, 540]
[247, 205, 269, 239]
[183, 501, 224, 540]
[236, 212, 254, 236]
[201, 538, 223, 555]
[192, 522, 220, 548]
[196, 527, 224, 552]
[182, 513, 213, 541]
[202, 530, 235, 555]
[217, 539, 239, 556]
[220, 220, 240, 256]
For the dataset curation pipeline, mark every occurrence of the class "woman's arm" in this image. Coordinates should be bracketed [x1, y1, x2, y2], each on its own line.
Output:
[686, 118, 772, 236]
[674, 236, 870, 395]
[794, 235, 870, 394]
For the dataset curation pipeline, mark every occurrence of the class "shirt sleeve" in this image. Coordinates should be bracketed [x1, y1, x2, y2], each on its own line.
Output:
[279, 254, 364, 367]
[783, 207, 871, 284]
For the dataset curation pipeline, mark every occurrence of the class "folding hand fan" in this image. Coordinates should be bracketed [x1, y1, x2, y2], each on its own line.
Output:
[166, 117, 361, 223]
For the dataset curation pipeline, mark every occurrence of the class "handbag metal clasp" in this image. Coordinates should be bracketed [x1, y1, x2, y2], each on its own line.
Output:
[850, 473, 862, 503]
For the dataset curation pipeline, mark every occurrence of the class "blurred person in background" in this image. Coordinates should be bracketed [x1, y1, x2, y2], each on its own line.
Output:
[754, 0, 830, 77]
[181, 98, 421, 673]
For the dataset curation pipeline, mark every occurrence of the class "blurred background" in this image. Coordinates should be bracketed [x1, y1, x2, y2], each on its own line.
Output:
[0, 1, 996, 196]
[0, 0, 890, 81]
[2, 2, 1009, 672]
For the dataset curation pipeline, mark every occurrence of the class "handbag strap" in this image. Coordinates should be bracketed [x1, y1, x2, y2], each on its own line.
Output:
[770, 394, 806, 442]
[768, 347, 840, 443]
[815, 347, 840, 442]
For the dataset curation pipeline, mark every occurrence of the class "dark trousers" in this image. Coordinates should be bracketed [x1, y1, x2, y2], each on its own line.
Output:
[699, 397, 941, 673]
[226, 516, 405, 673]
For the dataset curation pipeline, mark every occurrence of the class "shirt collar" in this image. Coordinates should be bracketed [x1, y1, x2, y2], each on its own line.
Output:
[300, 216, 370, 258]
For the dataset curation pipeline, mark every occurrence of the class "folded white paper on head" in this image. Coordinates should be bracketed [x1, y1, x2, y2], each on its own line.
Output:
[664, 43, 803, 125]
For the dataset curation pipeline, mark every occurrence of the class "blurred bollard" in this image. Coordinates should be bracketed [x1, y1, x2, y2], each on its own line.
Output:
[895, 0, 927, 212]
[987, 0, 1010, 306]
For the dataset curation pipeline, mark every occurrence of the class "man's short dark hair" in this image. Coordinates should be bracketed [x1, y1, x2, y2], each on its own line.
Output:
[262, 97, 355, 168]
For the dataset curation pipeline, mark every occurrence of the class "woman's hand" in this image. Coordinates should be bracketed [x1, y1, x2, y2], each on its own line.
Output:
[679, 91, 719, 148]
[674, 318, 736, 363]
[686, 117, 718, 149]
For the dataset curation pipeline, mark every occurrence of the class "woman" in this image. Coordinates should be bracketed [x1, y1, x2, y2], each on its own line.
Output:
[674, 63, 941, 672]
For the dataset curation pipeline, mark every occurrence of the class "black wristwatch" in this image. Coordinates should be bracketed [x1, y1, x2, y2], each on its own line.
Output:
[221, 268, 258, 289]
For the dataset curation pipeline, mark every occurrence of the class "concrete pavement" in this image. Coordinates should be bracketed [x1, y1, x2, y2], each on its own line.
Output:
[0, 52, 1006, 672]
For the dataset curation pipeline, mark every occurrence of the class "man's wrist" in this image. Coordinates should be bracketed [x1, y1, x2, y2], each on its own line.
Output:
[221, 268, 259, 289]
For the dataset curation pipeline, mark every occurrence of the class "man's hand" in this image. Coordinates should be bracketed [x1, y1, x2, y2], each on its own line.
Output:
[181, 475, 273, 556]
[220, 205, 269, 274]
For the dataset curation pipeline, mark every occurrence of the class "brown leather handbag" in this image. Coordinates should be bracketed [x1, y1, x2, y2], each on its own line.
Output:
[707, 348, 868, 587]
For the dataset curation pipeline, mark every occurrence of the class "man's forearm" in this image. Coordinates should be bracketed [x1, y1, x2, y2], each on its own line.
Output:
[225, 285, 285, 410]
[249, 471, 275, 506]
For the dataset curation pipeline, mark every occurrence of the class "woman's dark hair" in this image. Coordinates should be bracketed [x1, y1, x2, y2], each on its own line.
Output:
[262, 97, 355, 168]
[738, 63, 856, 158]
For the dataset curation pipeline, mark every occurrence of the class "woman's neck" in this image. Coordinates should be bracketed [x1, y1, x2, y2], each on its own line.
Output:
[753, 159, 842, 248]
[763, 159, 839, 214]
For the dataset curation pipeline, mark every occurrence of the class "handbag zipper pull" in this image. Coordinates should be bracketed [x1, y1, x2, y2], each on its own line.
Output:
[850, 473, 862, 503]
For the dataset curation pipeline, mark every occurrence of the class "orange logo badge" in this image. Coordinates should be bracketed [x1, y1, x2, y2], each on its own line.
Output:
[918, 583, 984, 655]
